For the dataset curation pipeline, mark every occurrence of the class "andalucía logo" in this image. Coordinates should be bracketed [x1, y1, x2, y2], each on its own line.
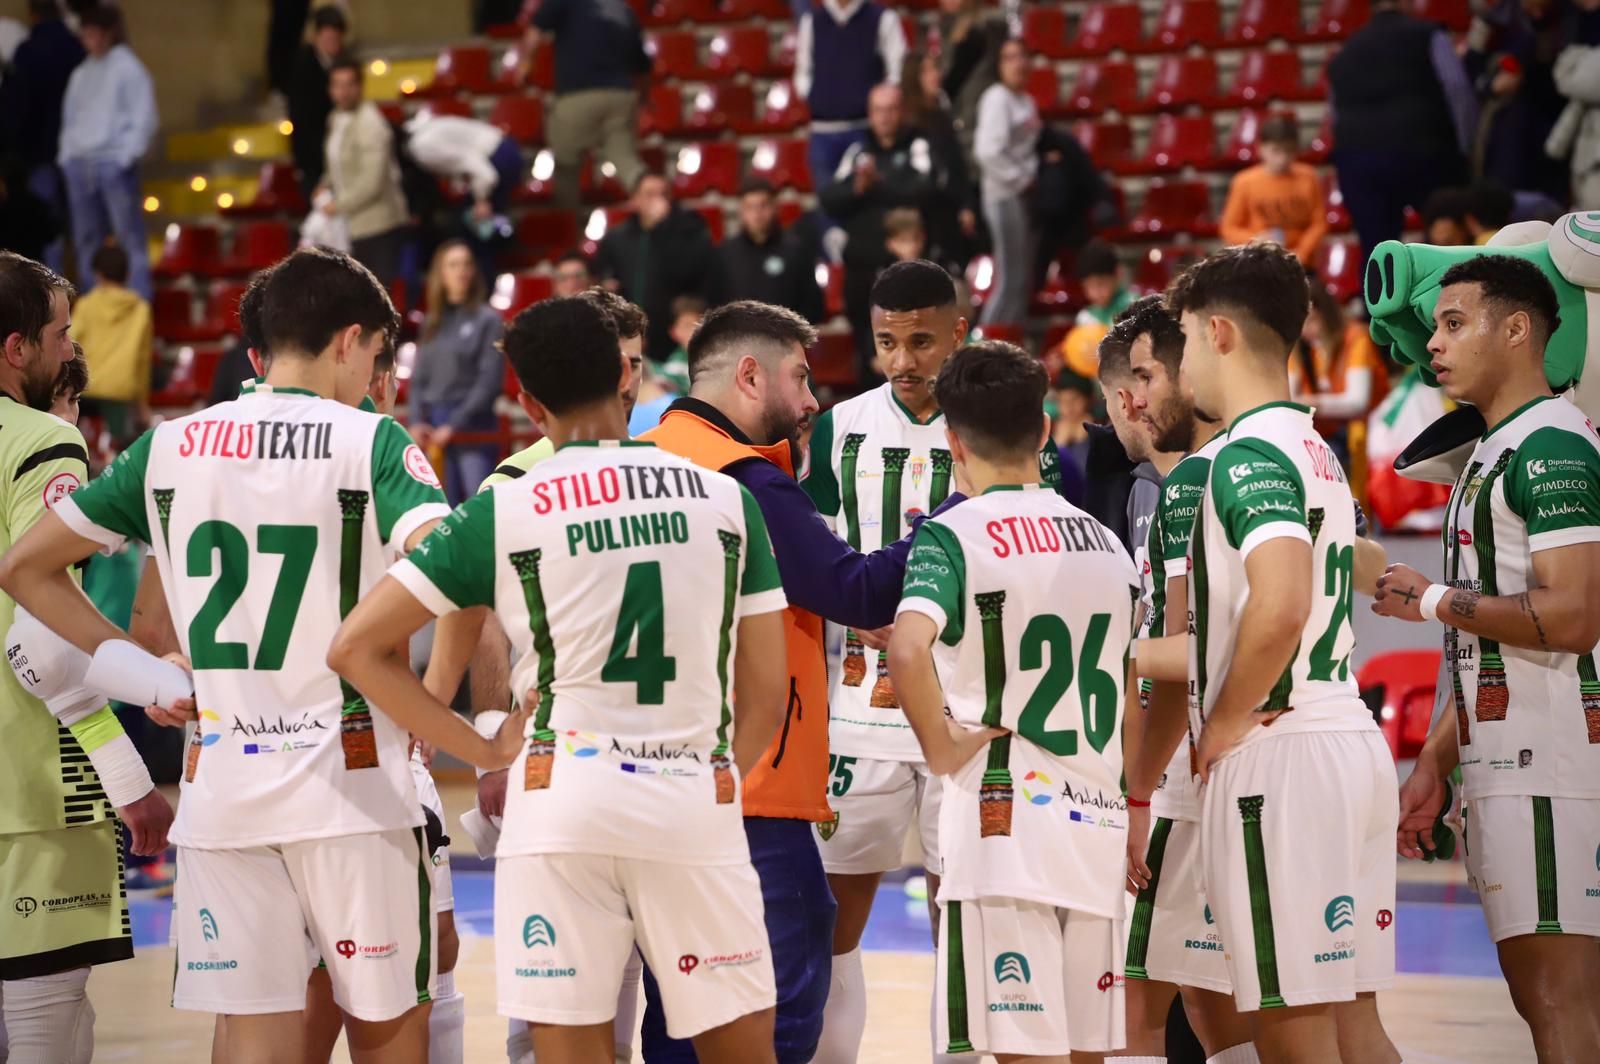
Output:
[200, 908, 219, 942]
[994, 952, 1031, 985]
[1324, 896, 1355, 933]
[562, 732, 600, 757]
[523, 915, 556, 948]
[198, 709, 222, 747]
[1020, 771, 1054, 806]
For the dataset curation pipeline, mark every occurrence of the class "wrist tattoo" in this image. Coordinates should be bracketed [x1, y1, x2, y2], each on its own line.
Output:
[1516, 591, 1552, 652]
[1449, 590, 1481, 620]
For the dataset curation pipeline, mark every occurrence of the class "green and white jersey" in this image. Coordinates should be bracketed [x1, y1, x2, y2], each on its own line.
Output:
[0, 398, 104, 836]
[1145, 431, 1227, 822]
[1439, 395, 1600, 801]
[393, 440, 787, 865]
[897, 484, 1139, 917]
[1188, 403, 1374, 753]
[54, 382, 450, 849]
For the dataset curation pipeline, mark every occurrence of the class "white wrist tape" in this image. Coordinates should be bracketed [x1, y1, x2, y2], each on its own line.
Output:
[85, 731, 155, 808]
[1419, 584, 1450, 623]
[472, 710, 510, 780]
[6, 608, 100, 724]
[83, 640, 193, 708]
[458, 808, 502, 859]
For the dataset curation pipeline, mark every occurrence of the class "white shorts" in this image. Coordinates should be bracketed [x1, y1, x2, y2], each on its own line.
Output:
[172, 828, 436, 1021]
[814, 755, 940, 875]
[495, 853, 775, 1039]
[1201, 729, 1397, 1012]
[935, 897, 1124, 1057]
[410, 754, 455, 914]
[1465, 794, 1600, 942]
[1125, 816, 1230, 993]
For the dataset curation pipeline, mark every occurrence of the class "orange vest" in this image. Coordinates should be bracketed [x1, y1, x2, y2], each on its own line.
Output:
[641, 408, 832, 823]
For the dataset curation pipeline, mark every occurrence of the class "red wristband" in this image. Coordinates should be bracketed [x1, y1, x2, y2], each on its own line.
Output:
[1126, 796, 1151, 808]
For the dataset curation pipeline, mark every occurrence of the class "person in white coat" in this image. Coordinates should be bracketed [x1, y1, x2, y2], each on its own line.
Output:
[972, 38, 1039, 327]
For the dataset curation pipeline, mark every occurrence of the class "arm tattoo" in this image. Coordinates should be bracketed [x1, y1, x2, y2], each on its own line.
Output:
[1516, 591, 1553, 652]
[1449, 590, 1481, 620]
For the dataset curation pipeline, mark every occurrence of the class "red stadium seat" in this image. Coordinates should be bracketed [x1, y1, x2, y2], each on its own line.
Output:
[211, 281, 250, 335]
[1303, 0, 1368, 42]
[687, 83, 752, 135]
[1323, 173, 1352, 233]
[1032, 257, 1082, 315]
[638, 84, 688, 137]
[648, 30, 709, 81]
[1135, 54, 1217, 113]
[154, 224, 222, 279]
[1134, 245, 1196, 293]
[420, 45, 495, 97]
[1304, 110, 1334, 163]
[1315, 240, 1364, 301]
[1222, 50, 1314, 106]
[222, 220, 292, 274]
[772, 26, 798, 77]
[723, 0, 791, 17]
[1357, 649, 1440, 760]
[490, 272, 554, 320]
[748, 137, 811, 192]
[1225, 0, 1301, 44]
[223, 161, 306, 218]
[1126, 113, 1216, 173]
[695, 204, 725, 243]
[516, 210, 581, 263]
[490, 95, 543, 144]
[974, 322, 1024, 346]
[1415, 0, 1469, 32]
[821, 262, 844, 318]
[1025, 67, 1066, 121]
[1064, 3, 1143, 58]
[1063, 59, 1137, 115]
[1020, 6, 1070, 59]
[1130, 180, 1216, 237]
[674, 141, 740, 198]
[414, 97, 473, 120]
[706, 27, 777, 78]
[1220, 108, 1263, 167]
[965, 254, 995, 310]
[732, 81, 808, 135]
[578, 148, 660, 205]
[495, 39, 554, 93]
[1138, 0, 1220, 53]
[644, 0, 724, 27]
[153, 288, 222, 343]
[1071, 120, 1134, 171]
[809, 332, 858, 389]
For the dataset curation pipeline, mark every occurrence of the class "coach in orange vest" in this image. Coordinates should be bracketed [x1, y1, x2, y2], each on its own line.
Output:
[639, 301, 951, 1063]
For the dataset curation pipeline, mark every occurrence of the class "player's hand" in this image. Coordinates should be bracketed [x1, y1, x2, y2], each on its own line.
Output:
[1125, 802, 1152, 894]
[478, 767, 509, 819]
[117, 787, 175, 856]
[409, 737, 436, 768]
[935, 716, 1005, 775]
[482, 703, 532, 769]
[1371, 564, 1432, 622]
[1195, 714, 1262, 782]
[1397, 765, 1447, 860]
[144, 653, 197, 728]
[855, 625, 893, 652]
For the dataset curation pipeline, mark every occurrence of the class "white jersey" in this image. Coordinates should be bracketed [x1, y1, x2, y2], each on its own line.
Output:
[55, 382, 450, 848]
[1144, 431, 1227, 821]
[897, 484, 1139, 917]
[1188, 403, 1376, 752]
[1440, 395, 1600, 800]
[392, 440, 787, 866]
[804, 383, 1062, 761]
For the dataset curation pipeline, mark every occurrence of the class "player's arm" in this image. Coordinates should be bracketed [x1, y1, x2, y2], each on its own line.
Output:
[732, 610, 786, 775]
[1129, 572, 1192, 799]
[1396, 705, 1462, 860]
[128, 555, 179, 656]
[421, 604, 485, 704]
[1354, 535, 1387, 598]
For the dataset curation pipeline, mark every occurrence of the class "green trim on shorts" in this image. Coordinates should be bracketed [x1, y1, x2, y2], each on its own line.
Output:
[943, 900, 974, 1054]
[1532, 796, 1562, 934]
[1125, 816, 1175, 980]
[414, 826, 433, 1003]
[1237, 794, 1285, 1009]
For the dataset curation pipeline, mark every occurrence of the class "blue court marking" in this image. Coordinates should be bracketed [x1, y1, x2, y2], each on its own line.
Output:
[133, 864, 1502, 979]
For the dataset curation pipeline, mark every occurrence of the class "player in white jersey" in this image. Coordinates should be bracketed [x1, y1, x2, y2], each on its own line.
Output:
[888, 340, 1140, 1059]
[0, 249, 527, 1064]
[1374, 255, 1600, 1059]
[1165, 244, 1400, 1063]
[328, 295, 792, 1063]
[1099, 298, 1258, 1064]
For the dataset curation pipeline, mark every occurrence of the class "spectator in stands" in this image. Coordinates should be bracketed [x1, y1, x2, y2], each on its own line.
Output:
[973, 37, 1040, 327]
[882, 206, 926, 264]
[1220, 115, 1328, 264]
[1050, 368, 1093, 504]
[796, 0, 907, 191]
[594, 171, 718, 361]
[58, 2, 154, 299]
[71, 242, 151, 445]
[521, 0, 649, 213]
[902, 48, 978, 272]
[1421, 186, 1474, 245]
[1056, 240, 1134, 380]
[721, 178, 825, 324]
[819, 83, 941, 379]
[1293, 282, 1387, 478]
[403, 110, 524, 281]
[1550, 37, 1600, 207]
[937, 0, 1005, 161]
[407, 239, 505, 505]
[633, 293, 703, 435]
[1465, 177, 1514, 243]
[323, 56, 409, 287]
[1, 0, 85, 275]
[1328, 0, 1476, 268]
[286, 4, 345, 198]
[552, 250, 592, 296]
[267, 0, 311, 97]
[1465, 0, 1570, 205]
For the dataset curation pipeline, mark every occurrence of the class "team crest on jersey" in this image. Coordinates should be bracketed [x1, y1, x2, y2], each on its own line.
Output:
[817, 811, 840, 841]
[403, 445, 443, 489]
[41, 471, 79, 508]
[909, 455, 926, 489]
[1463, 475, 1486, 505]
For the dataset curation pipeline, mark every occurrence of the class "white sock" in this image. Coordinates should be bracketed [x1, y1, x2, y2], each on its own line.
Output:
[1207, 1046, 1260, 1064]
[428, 970, 464, 1064]
[812, 946, 866, 1064]
[506, 1017, 533, 1064]
[613, 948, 641, 1063]
[931, 987, 980, 1063]
[1, 969, 94, 1064]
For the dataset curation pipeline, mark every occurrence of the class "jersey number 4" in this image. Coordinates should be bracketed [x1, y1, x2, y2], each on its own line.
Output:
[602, 561, 679, 704]
[188, 520, 316, 670]
[1017, 612, 1119, 756]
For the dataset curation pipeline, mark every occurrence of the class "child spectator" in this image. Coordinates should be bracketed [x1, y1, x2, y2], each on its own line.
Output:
[883, 206, 927, 263]
[1057, 240, 1134, 379]
[71, 242, 151, 446]
[630, 294, 702, 435]
[1050, 367, 1094, 496]
[1219, 115, 1328, 263]
[1420, 186, 1474, 245]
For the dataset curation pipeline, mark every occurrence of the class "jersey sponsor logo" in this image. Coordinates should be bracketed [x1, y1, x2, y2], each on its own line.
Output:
[1376, 909, 1393, 930]
[335, 939, 398, 960]
[523, 914, 557, 948]
[987, 514, 1115, 559]
[1457, 529, 1473, 546]
[531, 464, 709, 514]
[179, 418, 333, 461]
[1096, 971, 1122, 992]
[231, 713, 330, 739]
[197, 709, 222, 747]
[677, 953, 700, 976]
[403, 444, 443, 489]
[14, 892, 110, 916]
[13, 897, 37, 918]
[1528, 459, 1547, 477]
[610, 738, 700, 762]
[1313, 944, 1356, 964]
[1324, 896, 1355, 932]
[41, 470, 79, 508]
[1536, 501, 1588, 521]
[1303, 438, 1347, 483]
[1020, 771, 1054, 806]
[201, 908, 219, 941]
[190, 908, 239, 971]
[561, 731, 600, 757]
[994, 952, 1031, 984]
[698, 949, 764, 972]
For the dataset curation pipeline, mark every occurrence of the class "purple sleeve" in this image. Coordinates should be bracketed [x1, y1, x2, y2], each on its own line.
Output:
[724, 457, 962, 629]
[1430, 31, 1479, 155]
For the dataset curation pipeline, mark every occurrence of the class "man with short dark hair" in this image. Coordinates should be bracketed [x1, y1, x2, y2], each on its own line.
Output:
[1161, 242, 1400, 1063]
[324, 57, 409, 286]
[70, 242, 150, 445]
[287, 4, 346, 197]
[1375, 254, 1600, 1061]
[552, 250, 593, 297]
[594, 172, 719, 360]
[721, 179, 825, 324]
